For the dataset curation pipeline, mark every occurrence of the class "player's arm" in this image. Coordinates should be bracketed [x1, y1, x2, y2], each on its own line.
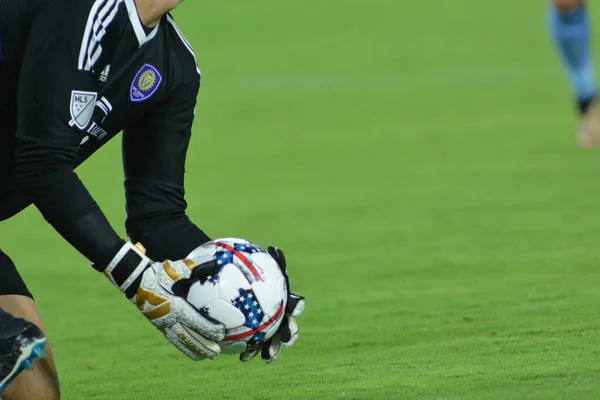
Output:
[124, 73, 306, 363]
[122, 75, 211, 262]
[11, 0, 224, 359]
[12, 0, 125, 271]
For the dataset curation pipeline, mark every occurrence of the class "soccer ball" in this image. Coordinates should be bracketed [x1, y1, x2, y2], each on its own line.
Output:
[185, 238, 288, 354]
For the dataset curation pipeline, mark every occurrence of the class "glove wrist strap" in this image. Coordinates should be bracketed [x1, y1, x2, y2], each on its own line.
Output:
[104, 242, 150, 293]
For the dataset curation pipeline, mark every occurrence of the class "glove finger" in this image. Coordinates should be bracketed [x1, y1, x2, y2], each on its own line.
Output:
[240, 346, 261, 362]
[177, 298, 226, 341]
[156, 261, 194, 297]
[190, 260, 221, 282]
[286, 294, 305, 317]
[261, 333, 283, 363]
[279, 315, 292, 343]
[267, 247, 287, 272]
[268, 247, 296, 302]
[167, 323, 221, 360]
[280, 315, 299, 347]
[168, 258, 218, 281]
[165, 260, 193, 280]
[171, 260, 220, 297]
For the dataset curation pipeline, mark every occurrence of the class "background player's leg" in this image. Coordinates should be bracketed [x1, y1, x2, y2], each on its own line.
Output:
[548, 0, 600, 147]
[0, 251, 60, 400]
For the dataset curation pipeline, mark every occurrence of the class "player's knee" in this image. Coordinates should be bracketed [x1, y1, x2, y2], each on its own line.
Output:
[38, 358, 62, 400]
[5, 387, 61, 400]
[43, 377, 62, 400]
[554, 0, 584, 11]
[2, 361, 61, 400]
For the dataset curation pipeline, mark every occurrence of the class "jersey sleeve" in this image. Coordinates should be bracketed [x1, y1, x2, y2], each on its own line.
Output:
[122, 77, 211, 262]
[11, 0, 126, 267]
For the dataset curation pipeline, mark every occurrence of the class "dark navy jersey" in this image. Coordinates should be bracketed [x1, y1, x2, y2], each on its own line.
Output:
[0, 0, 211, 263]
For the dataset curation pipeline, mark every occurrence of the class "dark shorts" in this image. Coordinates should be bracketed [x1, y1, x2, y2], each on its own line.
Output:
[0, 179, 31, 222]
[0, 249, 32, 299]
[0, 0, 32, 221]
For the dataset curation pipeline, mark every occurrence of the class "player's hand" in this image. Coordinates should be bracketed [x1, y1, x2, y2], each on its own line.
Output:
[240, 246, 305, 363]
[134, 258, 227, 360]
[104, 242, 226, 360]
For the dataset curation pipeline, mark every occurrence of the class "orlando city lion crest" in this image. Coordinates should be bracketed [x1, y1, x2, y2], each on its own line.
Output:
[130, 63, 163, 102]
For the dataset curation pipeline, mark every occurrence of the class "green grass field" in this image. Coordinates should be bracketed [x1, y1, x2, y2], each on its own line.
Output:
[5, 1, 600, 398]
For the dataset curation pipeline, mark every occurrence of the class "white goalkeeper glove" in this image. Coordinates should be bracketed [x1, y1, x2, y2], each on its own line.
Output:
[103, 242, 226, 360]
[240, 246, 305, 363]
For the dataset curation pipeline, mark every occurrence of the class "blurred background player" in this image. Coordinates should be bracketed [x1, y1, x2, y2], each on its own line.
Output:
[549, 0, 600, 147]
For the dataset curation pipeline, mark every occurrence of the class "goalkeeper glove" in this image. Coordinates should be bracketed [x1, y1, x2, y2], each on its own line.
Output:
[103, 242, 226, 360]
[240, 246, 305, 363]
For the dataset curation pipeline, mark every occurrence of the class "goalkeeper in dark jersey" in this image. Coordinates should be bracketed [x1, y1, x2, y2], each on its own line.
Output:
[0, 0, 305, 398]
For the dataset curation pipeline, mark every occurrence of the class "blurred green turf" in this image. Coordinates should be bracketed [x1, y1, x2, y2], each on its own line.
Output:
[4, 1, 600, 399]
